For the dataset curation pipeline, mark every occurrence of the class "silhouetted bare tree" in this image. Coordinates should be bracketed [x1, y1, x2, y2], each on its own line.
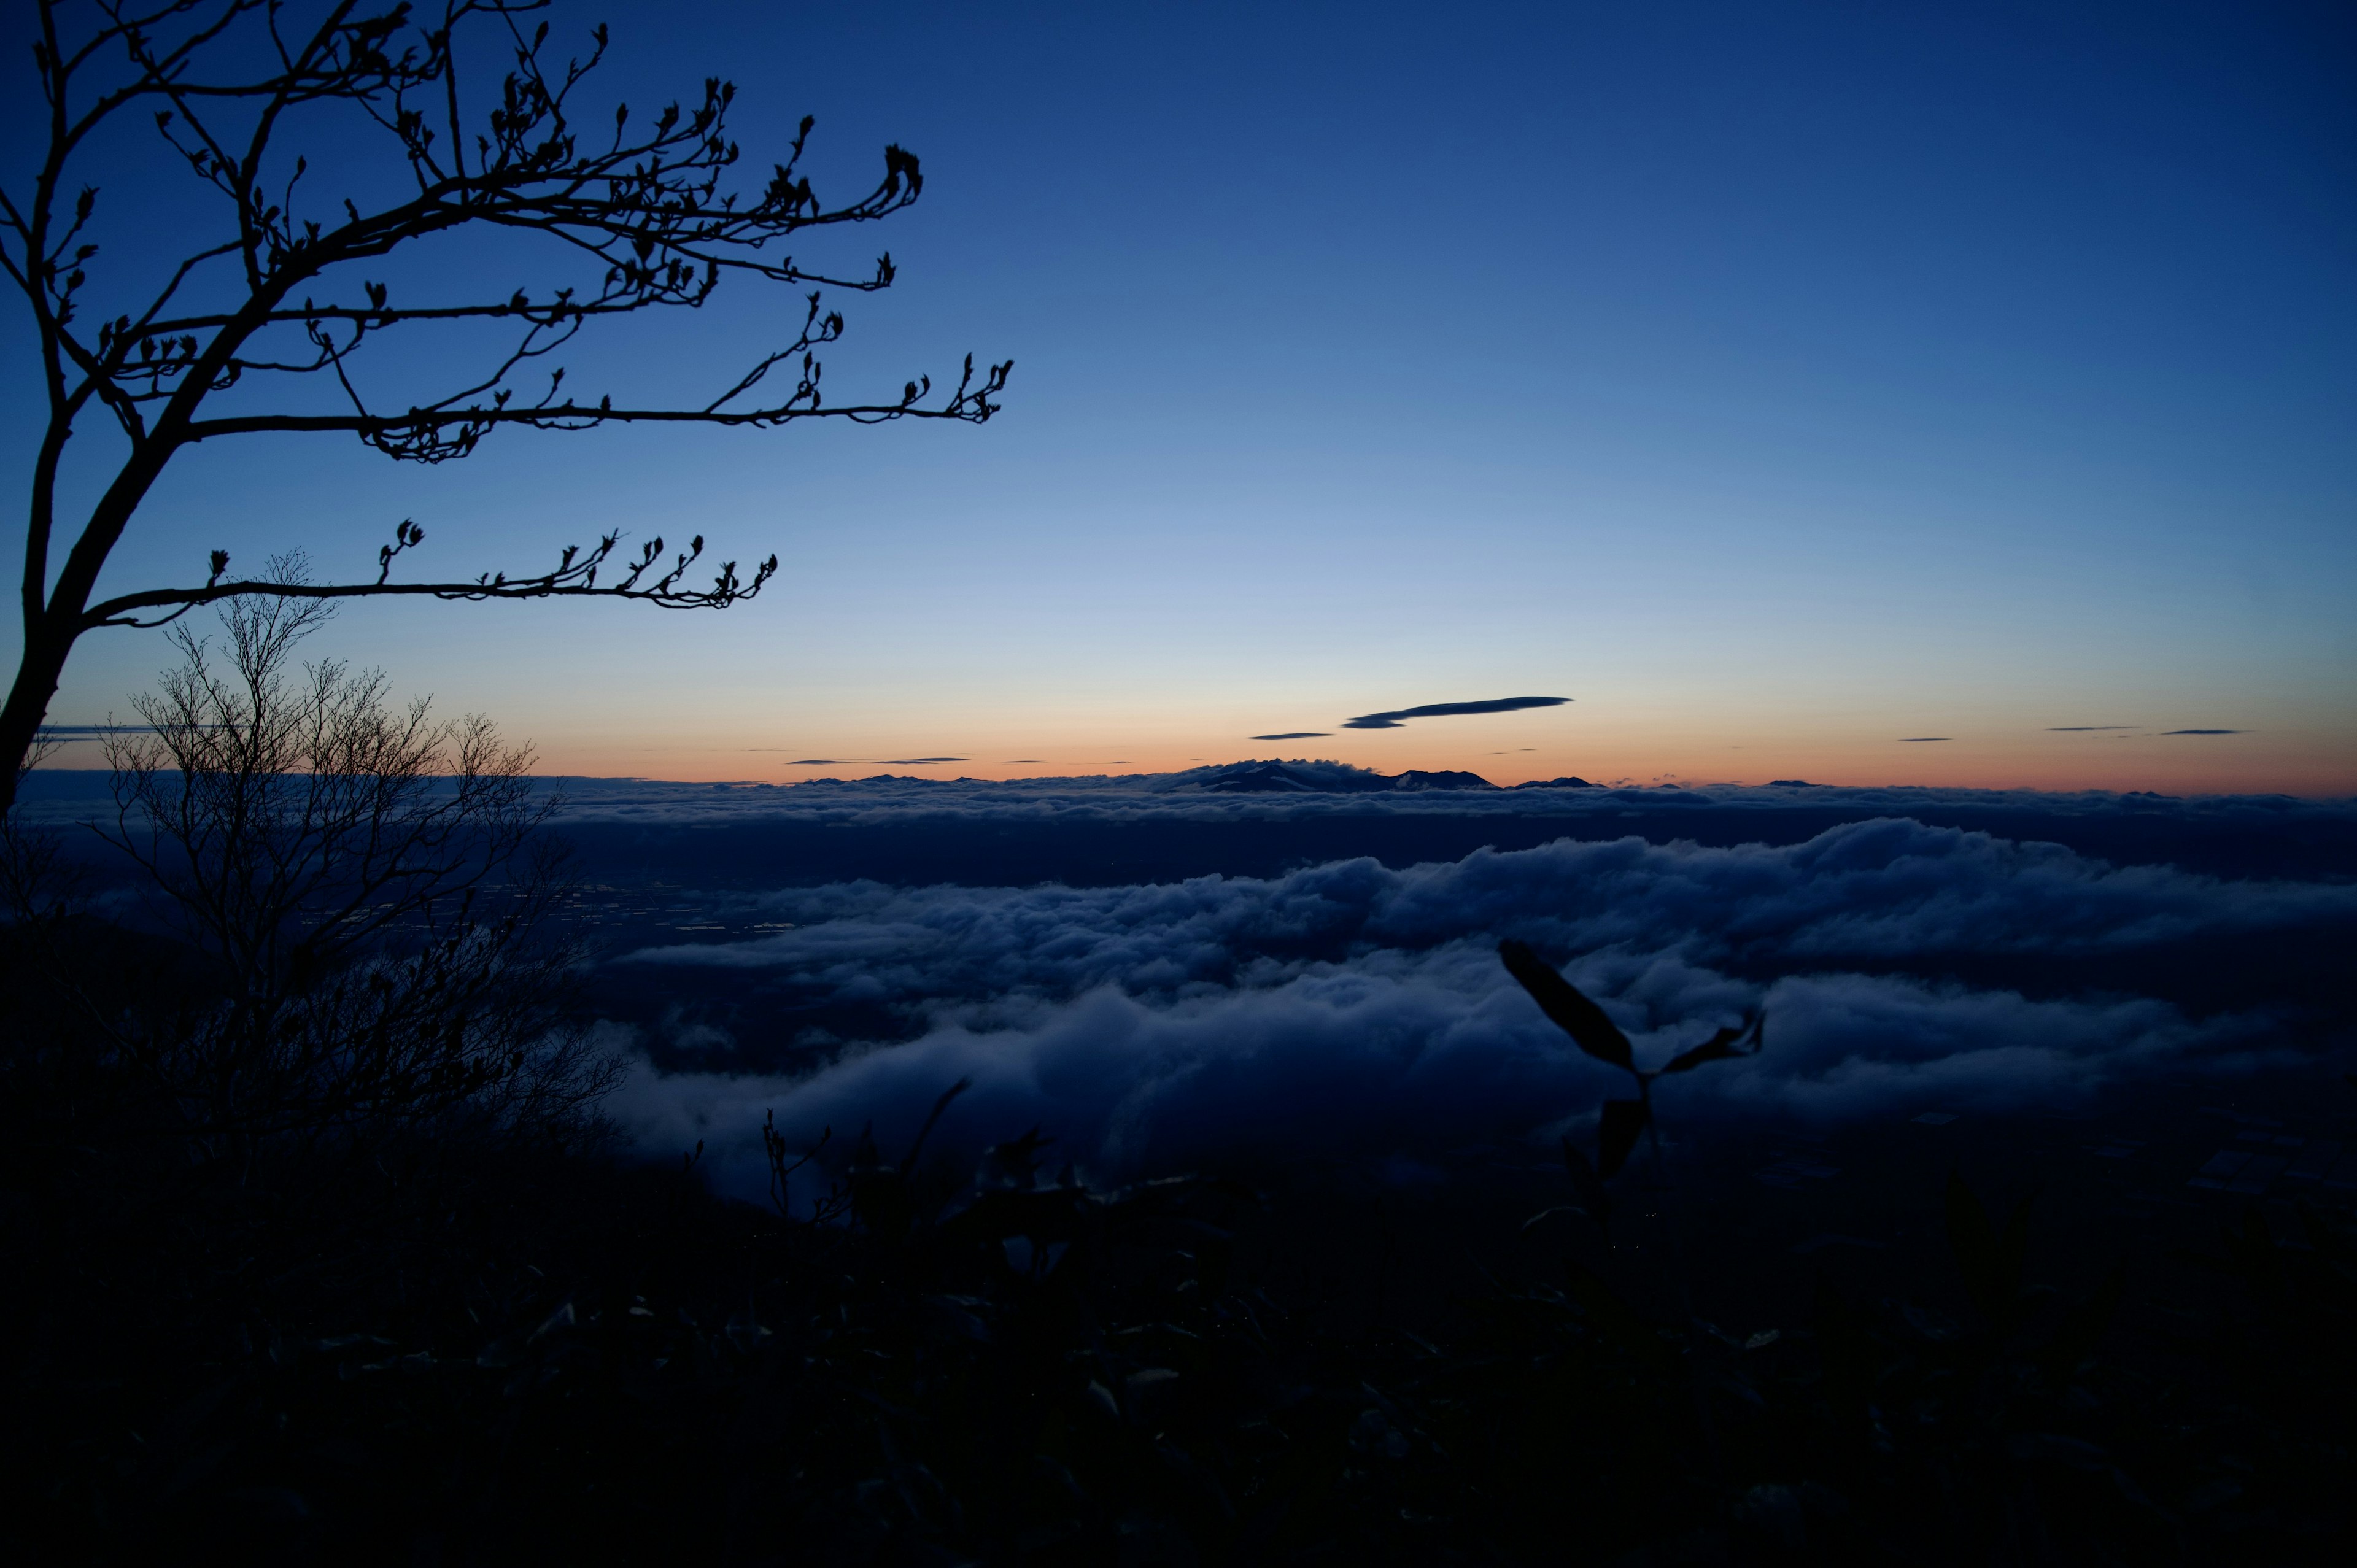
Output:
[1, 0, 1013, 808]
[78, 562, 614, 1151]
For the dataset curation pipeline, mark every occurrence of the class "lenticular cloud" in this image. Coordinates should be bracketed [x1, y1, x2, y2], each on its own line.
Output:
[604, 817, 2353, 1196]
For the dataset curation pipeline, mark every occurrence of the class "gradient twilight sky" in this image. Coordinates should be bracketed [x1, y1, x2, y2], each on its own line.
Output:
[7, 0, 2353, 792]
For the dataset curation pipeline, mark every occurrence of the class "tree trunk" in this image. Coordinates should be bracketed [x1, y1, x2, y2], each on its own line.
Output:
[0, 618, 76, 815]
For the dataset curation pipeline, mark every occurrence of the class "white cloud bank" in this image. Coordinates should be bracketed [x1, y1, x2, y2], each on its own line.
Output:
[603, 817, 2351, 1198]
[626, 816, 2355, 994]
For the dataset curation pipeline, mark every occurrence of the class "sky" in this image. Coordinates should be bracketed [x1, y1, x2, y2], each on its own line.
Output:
[7, 0, 2353, 793]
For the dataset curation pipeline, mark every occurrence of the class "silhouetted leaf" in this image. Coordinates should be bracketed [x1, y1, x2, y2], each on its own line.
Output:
[983, 1127, 1054, 1189]
[1658, 1013, 1764, 1075]
[1522, 1204, 1592, 1235]
[1499, 939, 1632, 1071]
[1598, 1098, 1649, 1180]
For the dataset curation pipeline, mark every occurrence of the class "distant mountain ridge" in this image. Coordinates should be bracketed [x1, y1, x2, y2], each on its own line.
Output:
[1175, 760, 1596, 795]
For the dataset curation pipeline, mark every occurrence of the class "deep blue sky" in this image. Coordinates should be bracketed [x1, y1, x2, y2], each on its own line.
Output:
[8, 0, 2352, 789]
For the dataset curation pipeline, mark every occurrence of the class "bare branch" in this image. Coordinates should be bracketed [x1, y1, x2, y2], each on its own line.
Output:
[2, 0, 1012, 808]
[85, 523, 781, 629]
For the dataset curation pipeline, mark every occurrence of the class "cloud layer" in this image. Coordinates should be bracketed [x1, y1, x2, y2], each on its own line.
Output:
[625, 817, 2356, 994]
[612, 954, 2282, 1202]
[605, 817, 2355, 1198]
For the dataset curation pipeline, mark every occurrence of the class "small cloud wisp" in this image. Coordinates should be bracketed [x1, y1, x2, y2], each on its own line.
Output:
[1341, 695, 1570, 730]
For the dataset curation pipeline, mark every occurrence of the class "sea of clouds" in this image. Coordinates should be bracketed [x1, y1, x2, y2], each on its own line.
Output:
[22, 765, 2352, 1198]
[597, 803, 2357, 1201]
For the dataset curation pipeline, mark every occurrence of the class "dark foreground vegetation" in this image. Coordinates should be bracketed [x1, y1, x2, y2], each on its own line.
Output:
[7, 1002, 2356, 1567]
[10, 901, 2356, 1566]
[6, 605, 2353, 1566]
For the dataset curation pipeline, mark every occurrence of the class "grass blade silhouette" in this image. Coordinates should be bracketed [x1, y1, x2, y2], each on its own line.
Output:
[1658, 1014, 1763, 1075]
[1499, 938, 1633, 1070]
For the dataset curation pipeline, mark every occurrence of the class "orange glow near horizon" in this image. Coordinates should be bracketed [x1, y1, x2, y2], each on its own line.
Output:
[518, 718, 2356, 798]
